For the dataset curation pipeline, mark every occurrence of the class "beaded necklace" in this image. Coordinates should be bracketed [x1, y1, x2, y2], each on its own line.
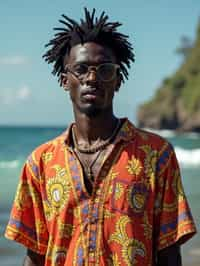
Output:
[71, 119, 120, 154]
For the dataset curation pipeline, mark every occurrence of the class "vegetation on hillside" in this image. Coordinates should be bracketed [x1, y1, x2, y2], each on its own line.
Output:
[137, 19, 200, 132]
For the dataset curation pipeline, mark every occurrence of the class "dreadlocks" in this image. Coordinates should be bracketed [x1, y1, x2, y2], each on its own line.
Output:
[43, 8, 135, 84]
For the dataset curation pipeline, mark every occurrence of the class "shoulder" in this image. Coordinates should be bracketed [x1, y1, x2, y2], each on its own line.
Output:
[123, 122, 177, 168]
[124, 119, 173, 152]
[135, 127, 172, 149]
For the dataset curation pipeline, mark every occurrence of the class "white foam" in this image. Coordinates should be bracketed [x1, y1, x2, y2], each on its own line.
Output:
[175, 146, 200, 167]
[183, 132, 200, 139]
[142, 128, 200, 140]
[142, 128, 176, 138]
[0, 160, 20, 169]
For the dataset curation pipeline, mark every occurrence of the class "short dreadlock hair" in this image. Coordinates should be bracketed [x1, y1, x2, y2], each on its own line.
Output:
[43, 8, 135, 84]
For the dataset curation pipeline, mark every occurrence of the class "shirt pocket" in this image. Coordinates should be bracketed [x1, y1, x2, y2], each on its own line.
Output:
[110, 179, 149, 217]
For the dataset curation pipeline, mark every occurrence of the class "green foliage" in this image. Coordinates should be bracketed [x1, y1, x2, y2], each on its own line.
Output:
[138, 18, 200, 125]
[175, 36, 193, 59]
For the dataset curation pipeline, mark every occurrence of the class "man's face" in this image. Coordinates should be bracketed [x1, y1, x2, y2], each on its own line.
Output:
[62, 42, 121, 117]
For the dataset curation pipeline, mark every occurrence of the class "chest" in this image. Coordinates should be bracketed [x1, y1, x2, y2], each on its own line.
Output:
[42, 146, 157, 218]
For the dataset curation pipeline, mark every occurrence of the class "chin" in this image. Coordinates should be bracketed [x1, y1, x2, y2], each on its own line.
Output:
[79, 105, 102, 117]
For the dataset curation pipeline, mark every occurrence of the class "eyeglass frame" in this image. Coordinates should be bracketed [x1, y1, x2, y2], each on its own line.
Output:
[62, 63, 120, 82]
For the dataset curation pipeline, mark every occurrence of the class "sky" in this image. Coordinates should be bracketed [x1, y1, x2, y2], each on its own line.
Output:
[0, 0, 199, 126]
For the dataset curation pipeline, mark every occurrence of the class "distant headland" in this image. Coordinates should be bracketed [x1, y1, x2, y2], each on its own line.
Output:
[137, 19, 200, 133]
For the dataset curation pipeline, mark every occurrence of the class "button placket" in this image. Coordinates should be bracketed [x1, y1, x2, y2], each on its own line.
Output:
[86, 151, 113, 265]
[87, 190, 101, 265]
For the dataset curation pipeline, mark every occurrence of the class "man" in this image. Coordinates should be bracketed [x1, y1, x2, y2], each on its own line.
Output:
[5, 8, 196, 266]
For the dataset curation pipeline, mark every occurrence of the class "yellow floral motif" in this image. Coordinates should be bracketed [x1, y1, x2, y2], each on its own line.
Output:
[140, 145, 158, 189]
[46, 235, 67, 263]
[163, 198, 177, 212]
[35, 219, 47, 234]
[43, 200, 53, 220]
[108, 185, 113, 195]
[52, 164, 68, 178]
[51, 138, 60, 147]
[46, 177, 70, 210]
[104, 209, 115, 219]
[53, 248, 67, 265]
[29, 183, 41, 206]
[126, 155, 142, 176]
[58, 221, 74, 239]
[46, 236, 54, 259]
[114, 182, 124, 200]
[109, 216, 146, 265]
[107, 253, 121, 266]
[108, 169, 119, 194]
[128, 187, 146, 213]
[73, 206, 79, 219]
[142, 212, 152, 240]
[163, 170, 183, 212]
[172, 169, 185, 198]
[42, 152, 53, 164]
[121, 122, 133, 138]
[48, 243, 67, 265]
[15, 181, 32, 210]
[108, 168, 119, 180]
[45, 165, 71, 219]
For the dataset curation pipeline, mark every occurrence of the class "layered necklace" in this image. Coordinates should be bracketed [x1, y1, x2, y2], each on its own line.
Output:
[72, 119, 121, 181]
[72, 119, 121, 154]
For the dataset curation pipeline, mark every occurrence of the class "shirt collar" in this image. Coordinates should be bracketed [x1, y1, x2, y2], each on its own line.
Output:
[115, 118, 136, 143]
[60, 118, 136, 147]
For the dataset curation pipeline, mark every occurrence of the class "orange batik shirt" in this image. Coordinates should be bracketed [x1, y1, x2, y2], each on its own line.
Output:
[5, 119, 196, 266]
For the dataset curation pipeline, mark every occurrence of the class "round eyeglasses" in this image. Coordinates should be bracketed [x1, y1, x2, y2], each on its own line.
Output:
[64, 63, 120, 82]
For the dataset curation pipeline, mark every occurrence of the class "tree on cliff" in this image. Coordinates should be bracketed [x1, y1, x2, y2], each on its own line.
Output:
[137, 19, 200, 132]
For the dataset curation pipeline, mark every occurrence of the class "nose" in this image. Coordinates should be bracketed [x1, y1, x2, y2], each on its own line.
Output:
[87, 69, 97, 80]
[86, 70, 97, 82]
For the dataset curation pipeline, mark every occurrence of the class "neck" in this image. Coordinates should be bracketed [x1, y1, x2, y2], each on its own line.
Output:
[73, 106, 118, 145]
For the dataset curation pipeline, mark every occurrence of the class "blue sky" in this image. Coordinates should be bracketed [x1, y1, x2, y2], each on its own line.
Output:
[0, 0, 199, 126]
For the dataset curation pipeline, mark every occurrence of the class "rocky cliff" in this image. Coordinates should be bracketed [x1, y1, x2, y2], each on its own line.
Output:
[137, 20, 200, 133]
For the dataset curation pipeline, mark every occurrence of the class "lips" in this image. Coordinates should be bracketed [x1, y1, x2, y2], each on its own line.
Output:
[81, 87, 102, 100]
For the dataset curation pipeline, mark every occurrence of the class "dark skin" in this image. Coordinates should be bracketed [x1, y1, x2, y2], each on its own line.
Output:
[23, 42, 182, 266]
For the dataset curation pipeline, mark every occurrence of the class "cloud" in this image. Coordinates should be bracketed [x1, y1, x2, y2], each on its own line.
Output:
[16, 86, 31, 100]
[0, 86, 31, 105]
[0, 56, 28, 65]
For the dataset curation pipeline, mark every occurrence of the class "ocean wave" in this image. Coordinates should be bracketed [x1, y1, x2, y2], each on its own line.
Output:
[183, 132, 200, 139]
[175, 147, 200, 167]
[143, 128, 200, 139]
[1, 148, 199, 169]
[142, 128, 176, 138]
[0, 160, 20, 169]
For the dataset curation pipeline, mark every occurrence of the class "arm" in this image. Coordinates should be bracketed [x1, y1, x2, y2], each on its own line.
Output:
[157, 243, 182, 266]
[154, 143, 196, 266]
[23, 249, 45, 266]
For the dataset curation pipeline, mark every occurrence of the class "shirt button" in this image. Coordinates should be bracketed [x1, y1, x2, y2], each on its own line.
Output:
[96, 189, 101, 195]
[90, 217, 96, 223]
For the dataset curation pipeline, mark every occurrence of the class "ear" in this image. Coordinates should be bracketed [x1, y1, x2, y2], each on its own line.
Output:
[115, 73, 122, 92]
[61, 73, 69, 91]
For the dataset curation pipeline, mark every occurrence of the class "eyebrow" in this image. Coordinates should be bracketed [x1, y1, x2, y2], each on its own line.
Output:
[73, 60, 112, 65]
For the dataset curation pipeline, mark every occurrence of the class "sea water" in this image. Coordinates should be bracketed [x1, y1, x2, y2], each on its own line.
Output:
[0, 126, 199, 265]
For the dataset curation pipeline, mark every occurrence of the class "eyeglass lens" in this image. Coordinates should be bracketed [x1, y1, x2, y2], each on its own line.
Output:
[70, 63, 118, 81]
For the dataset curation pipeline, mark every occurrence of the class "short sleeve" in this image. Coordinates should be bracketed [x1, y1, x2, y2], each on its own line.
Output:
[154, 142, 196, 251]
[5, 153, 49, 254]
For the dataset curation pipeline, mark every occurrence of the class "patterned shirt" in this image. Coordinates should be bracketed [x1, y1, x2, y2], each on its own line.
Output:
[5, 119, 196, 266]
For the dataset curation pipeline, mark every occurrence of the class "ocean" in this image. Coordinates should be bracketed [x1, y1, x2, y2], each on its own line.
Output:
[0, 126, 199, 265]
